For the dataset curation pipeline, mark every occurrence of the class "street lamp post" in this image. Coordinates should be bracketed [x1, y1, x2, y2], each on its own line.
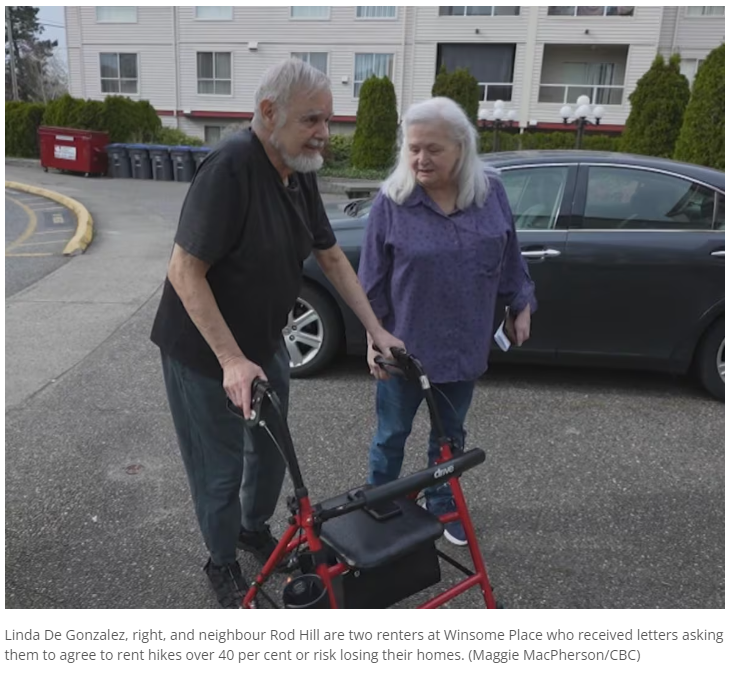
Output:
[478, 101, 517, 152]
[560, 95, 605, 149]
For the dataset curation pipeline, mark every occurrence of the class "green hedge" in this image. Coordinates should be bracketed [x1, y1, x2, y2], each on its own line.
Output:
[480, 130, 621, 153]
[152, 127, 204, 147]
[5, 102, 46, 157]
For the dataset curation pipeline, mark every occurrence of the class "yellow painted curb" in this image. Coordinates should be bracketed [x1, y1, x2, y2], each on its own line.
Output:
[4, 181, 93, 256]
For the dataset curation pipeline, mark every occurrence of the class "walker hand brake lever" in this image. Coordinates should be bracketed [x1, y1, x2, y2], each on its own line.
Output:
[226, 377, 269, 428]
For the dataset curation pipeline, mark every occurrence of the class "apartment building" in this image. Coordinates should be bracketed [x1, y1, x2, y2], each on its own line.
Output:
[64, 6, 725, 142]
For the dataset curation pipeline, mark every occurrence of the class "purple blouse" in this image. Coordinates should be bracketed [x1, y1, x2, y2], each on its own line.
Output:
[358, 174, 537, 383]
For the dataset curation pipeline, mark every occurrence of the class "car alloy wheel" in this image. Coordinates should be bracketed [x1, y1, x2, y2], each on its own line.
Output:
[717, 339, 725, 383]
[283, 298, 323, 370]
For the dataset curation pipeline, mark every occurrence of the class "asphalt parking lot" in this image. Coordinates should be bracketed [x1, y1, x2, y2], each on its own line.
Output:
[5, 165, 724, 610]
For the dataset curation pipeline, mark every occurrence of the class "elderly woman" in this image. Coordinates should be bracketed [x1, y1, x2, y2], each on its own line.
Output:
[358, 97, 536, 546]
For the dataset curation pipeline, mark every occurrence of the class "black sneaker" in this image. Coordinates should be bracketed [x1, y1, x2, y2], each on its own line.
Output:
[204, 559, 248, 609]
[237, 525, 297, 573]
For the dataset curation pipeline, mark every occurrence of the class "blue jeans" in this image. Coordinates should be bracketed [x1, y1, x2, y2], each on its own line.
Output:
[367, 377, 475, 514]
[161, 341, 290, 566]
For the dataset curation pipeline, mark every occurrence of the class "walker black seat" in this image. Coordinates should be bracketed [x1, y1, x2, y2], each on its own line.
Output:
[319, 494, 443, 569]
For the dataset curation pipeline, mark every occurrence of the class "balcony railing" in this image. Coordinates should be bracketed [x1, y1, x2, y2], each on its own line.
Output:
[478, 82, 514, 102]
[538, 83, 624, 105]
[547, 7, 635, 17]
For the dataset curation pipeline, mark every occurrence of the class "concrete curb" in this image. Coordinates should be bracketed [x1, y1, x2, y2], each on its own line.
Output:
[5, 180, 93, 256]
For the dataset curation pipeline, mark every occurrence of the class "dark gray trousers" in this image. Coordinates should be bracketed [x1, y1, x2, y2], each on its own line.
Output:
[161, 342, 290, 565]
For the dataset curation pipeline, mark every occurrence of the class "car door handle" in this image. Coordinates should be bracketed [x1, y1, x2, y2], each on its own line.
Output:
[521, 248, 561, 259]
[711, 250, 724, 258]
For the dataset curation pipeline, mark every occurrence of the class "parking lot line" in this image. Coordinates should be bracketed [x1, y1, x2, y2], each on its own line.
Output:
[5, 252, 54, 258]
[5, 194, 38, 252]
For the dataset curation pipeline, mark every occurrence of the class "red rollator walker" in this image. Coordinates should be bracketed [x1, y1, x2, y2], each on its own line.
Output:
[231, 348, 501, 609]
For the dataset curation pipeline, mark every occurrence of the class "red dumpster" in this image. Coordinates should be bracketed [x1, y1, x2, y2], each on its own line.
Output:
[38, 126, 110, 176]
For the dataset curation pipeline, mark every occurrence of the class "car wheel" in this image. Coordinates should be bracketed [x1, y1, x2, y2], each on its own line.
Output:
[285, 284, 343, 378]
[696, 319, 724, 401]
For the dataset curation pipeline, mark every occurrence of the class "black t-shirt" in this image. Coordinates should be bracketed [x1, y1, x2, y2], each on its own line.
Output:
[150, 129, 337, 379]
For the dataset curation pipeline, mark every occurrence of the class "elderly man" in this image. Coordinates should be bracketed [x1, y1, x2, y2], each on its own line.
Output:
[151, 58, 403, 608]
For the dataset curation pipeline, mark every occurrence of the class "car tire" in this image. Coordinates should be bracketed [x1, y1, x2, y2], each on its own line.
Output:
[286, 283, 343, 379]
[696, 319, 724, 401]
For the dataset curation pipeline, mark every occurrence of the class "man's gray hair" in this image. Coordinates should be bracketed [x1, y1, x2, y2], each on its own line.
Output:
[381, 97, 490, 210]
[252, 58, 331, 128]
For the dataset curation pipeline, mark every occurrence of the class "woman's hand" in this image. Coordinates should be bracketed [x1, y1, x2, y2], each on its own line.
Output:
[505, 305, 531, 347]
[367, 343, 391, 380]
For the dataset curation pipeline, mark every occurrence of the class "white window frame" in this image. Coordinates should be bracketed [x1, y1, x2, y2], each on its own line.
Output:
[547, 7, 635, 17]
[355, 7, 398, 20]
[96, 7, 137, 23]
[686, 7, 725, 17]
[291, 52, 329, 75]
[353, 53, 395, 98]
[438, 7, 521, 17]
[99, 52, 139, 95]
[194, 7, 233, 21]
[290, 7, 331, 20]
[204, 125, 224, 145]
[196, 52, 233, 97]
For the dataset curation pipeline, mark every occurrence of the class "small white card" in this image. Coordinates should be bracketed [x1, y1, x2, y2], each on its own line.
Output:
[494, 321, 511, 352]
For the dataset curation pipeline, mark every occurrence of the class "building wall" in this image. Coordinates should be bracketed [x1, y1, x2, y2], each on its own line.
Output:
[64, 5, 725, 139]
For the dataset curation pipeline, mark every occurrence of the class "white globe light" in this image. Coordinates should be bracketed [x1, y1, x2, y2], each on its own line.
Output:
[478, 108, 490, 121]
[494, 108, 504, 121]
[576, 104, 591, 118]
[576, 95, 591, 107]
[494, 99, 505, 108]
[560, 105, 573, 119]
[593, 105, 605, 120]
[507, 109, 517, 120]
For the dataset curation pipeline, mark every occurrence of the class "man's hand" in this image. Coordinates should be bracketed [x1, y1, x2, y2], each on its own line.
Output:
[221, 355, 268, 420]
[505, 305, 531, 347]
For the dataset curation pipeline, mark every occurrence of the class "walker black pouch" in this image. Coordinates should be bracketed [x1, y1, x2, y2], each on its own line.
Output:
[314, 491, 443, 609]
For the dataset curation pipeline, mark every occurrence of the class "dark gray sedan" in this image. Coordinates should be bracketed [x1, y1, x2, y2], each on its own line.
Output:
[286, 151, 725, 400]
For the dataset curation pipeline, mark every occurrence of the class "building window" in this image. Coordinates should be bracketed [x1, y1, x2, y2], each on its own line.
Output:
[680, 58, 705, 86]
[539, 60, 624, 105]
[290, 7, 330, 19]
[195, 7, 233, 20]
[437, 43, 516, 102]
[291, 52, 328, 74]
[204, 126, 223, 145]
[356, 7, 397, 19]
[354, 53, 394, 96]
[197, 52, 232, 95]
[96, 7, 137, 23]
[439, 7, 520, 16]
[547, 7, 635, 17]
[687, 7, 725, 16]
[100, 53, 138, 94]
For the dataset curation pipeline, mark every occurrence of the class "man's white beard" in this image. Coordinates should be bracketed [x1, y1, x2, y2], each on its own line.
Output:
[271, 133, 324, 174]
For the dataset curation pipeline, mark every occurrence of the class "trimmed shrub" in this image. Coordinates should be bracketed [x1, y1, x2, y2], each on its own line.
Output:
[619, 53, 690, 158]
[351, 75, 398, 170]
[152, 127, 205, 147]
[432, 65, 480, 125]
[5, 102, 46, 157]
[674, 43, 725, 169]
[479, 131, 520, 153]
[324, 134, 354, 167]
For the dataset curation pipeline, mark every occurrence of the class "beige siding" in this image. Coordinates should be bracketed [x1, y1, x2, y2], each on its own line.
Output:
[674, 9, 726, 55]
[658, 6, 679, 55]
[178, 42, 403, 117]
[77, 6, 173, 45]
[82, 45, 176, 109]
[177, 5, 405, 45]
[411, 42, 438, 107]
[415, 5, 529, 43]
[536, 5, 663, 45]
[67, 48, 84, 98]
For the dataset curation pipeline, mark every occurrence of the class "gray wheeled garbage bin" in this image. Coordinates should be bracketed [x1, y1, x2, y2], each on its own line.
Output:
[127, 144, 152, 180]
[170, 146, 195, 182]
[191, 147, 212, 171]
[105, 143, 132, 179]
[148, 145, 174, 181]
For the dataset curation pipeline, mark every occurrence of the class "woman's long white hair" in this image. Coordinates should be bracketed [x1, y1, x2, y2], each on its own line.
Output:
[381, 97, 489, 211]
